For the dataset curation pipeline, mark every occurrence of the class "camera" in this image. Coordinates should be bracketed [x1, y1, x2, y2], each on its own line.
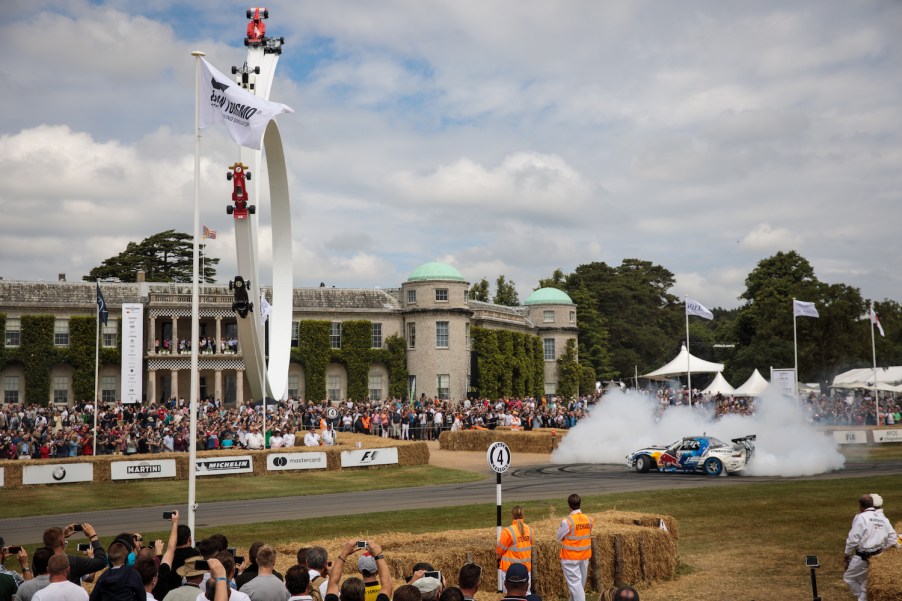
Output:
[5, 546, 22, 554]
[234, 556, 245, 564]
[77, 543, 91, 552]
[163, 511, 175, 520]
[195, 560, 210, 570]
[425, 571, 441, 580]
[73, 524, 84, 532]
[356, 541, 368, 549]
[805, 555, 820, 568]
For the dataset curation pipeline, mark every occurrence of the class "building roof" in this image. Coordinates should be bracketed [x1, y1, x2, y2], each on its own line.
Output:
[524, 287, 573, 305]
[291, 288, 401, 311]
[406, 262, 466, 282]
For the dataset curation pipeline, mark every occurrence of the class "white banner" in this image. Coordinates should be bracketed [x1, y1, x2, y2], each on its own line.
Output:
[770, 369, 797, 398]
[195, 455, 254, 476]
[111, 459, 177, 480]
[832, 430, 868, 445]
[121, 303, 144, 404]
[340, 447, 399, 468]
[266, 452, 328, 471]
[23, 463, 94, 485]
[874, 428, 902, 444]
[0, 467, 4, 488]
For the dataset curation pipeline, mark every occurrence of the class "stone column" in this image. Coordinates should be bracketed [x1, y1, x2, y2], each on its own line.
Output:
[215, 369, 223, 404]
[171, 317, 178, 354]
[235, 369, 244, 406]
[149, 317, 157, 353]
[170, 369, 179, 401]
[147, 369, 157, 404]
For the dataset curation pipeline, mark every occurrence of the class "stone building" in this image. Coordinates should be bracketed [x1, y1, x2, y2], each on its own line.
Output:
[0, 263, 577, 405]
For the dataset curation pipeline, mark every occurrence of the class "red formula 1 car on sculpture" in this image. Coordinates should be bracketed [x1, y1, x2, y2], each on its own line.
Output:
[245, 7, 268, 46]
[226, 162, 255, 220]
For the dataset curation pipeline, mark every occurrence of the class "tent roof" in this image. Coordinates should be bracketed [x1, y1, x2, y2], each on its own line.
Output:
[832, 366, 902, 388]
[733, 369, 769, 396]
[701, 372, 735, 395]
[642, 344, 724, 380]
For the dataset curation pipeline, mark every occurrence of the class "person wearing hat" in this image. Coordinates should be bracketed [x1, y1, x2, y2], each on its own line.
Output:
[356, 555, 381, 601]
[496, 506, 532, 594]
[325, 540, 392, 601]
[162, 557, 206, 601]
[411, 576, 441, 601]
[499, 565, 539, 601]
[843, 493, 898, 601]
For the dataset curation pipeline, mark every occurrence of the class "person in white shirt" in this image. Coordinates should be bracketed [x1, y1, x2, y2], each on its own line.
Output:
[282, 428, 296, 448]
[844, 493, 898, 600]
[303, 429, 321, 447]
[246, 427, 264, 450]
[321, 427, 335, 446]
[269, 430, 284, 449]
[162, 431, 175, 453]
[32, 555, 88, 601]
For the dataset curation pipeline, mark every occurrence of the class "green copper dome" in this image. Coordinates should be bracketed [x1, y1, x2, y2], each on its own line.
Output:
[524, 287, 573, 305]
[407, 262, 466, 282]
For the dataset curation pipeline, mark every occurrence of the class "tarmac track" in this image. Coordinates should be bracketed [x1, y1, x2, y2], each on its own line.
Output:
[2, 459, 897, 544]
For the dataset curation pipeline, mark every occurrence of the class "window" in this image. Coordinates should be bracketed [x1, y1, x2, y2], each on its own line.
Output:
[372, 323, 383, 349]
[330, 322, 342, 349]
[407, 289, 417, 304]
[5, 318, 20, 347]
[53, 375, 70, 404]
[4, 376, 19, 404]
[436, 374, 450, 400]
[406, 322, 416, 349]
[435, 288, 448, 302]
[291, 322, 299, 347]
[288, 375, 299, 399]
[569, 310, 576, 323]
[101, 376, 116, 403]
[102, 320, 118, 348]
[327, 375, 341, 401]
[464, 289, 469, 303]
[54, 319, 70, 347]
[436, 321, 449, 348]
[543, 310, 555, 323]
[369, 375, 383, 401]
[544, 382, 557, 395]
[543, 338, 556, 361]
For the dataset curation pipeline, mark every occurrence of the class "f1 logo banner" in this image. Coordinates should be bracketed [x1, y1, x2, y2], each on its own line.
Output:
[340, 447, 399, 468]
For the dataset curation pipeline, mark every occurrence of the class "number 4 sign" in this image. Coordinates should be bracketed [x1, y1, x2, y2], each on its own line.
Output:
[487, 441, 511, 473]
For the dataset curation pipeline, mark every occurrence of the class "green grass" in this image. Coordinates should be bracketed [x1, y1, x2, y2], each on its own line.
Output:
[0, 465, 483, 518]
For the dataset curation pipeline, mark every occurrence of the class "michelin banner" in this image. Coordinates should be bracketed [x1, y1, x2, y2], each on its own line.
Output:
[195, 455, 254, 476]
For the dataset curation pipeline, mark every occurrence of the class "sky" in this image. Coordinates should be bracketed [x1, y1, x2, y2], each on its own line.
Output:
[1, 1, 901, 309]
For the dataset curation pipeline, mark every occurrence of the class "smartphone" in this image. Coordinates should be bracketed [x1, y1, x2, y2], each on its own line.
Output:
[73, 524, 84, 532]
[195, 560, 210, 570]
[355, 541, 367, 549]
[6, 546, 22, 553]
[163, 511, 175, 519]
[425, 571, 441, 580]
[233, 556, 245, 565]
[77, 543, 91, 552]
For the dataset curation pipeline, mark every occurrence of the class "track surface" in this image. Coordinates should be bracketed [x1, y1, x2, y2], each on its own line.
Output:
[3, 459, 896, 544]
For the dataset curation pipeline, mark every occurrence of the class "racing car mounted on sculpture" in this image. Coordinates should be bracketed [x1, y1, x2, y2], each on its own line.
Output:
[626, 434, 756, 476]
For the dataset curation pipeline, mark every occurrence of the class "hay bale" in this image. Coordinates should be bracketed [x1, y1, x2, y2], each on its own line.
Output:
[439, 430, 564, 454]
[869, 546, 902, 601]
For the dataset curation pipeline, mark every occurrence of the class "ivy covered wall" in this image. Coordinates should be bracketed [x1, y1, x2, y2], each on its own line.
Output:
[472, 326, 544, 399]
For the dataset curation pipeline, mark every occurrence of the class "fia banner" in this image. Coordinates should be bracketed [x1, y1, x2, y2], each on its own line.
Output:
[195, 455, 254, 476]
[832, 430, 867, 445]
[111, 459, 177, 480]
[121, 303, 144, 404]
[266, 452, 328, 471]
[339, 447, 399, 468]
[23, 463, 94, 485]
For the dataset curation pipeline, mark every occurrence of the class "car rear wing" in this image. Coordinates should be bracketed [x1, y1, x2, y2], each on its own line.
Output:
[731, 434, 756, 458]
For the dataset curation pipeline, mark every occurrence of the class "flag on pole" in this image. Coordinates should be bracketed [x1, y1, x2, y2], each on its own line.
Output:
[96, 282, 108, 326]
[871, 307, 885, 337]
[202, 225, 217, 240]
[260, 292, 272, 323]
[686, 298, 714, 320]
[199, 57, 293, 150]
[793, 299, 819, 318]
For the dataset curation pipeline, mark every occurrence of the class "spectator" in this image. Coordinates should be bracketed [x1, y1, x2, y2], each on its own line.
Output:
[163, 557, 206, 601]
[238, 546, 287, 601]
[844, 493, 898, 601]
[324, 541, 391, 601]
[436, 590, 461, 601]
[13, 548, 53, 601]
[166, 524, 199, 594]
[355, 555, 380, 601]
[613, 587, 639, 600]
[203, 553, 249, 601]
[455, 564, 480, 601]
[496, 506, 532, 593]
[149, 511, 181, 601]
[88, 535, 143, 601]
[0, 545, 31, 590]
[304, 547, 329, 601]
[500, 565, 538, 601]
[390, 587, 419, 601]
[43, 524, 106, 585]
[135, 557, 159, 601]
[284, 567, 312, 601]
[294, 549, 310, 571]
[32, 555, 87, 601]
[556, 494, 593, 601]
[235, 544, 282, 591]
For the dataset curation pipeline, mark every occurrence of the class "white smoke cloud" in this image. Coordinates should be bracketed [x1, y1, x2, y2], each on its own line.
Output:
[552, 389, 845, 477]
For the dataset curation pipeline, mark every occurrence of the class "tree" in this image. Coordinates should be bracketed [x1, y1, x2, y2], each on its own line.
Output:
[84, 230, 219, 283]
[469, 278, 490, 302]
[537, 268, 566, 290]
[493, 275, 520, 306]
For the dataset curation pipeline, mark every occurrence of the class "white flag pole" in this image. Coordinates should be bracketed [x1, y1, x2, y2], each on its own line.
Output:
[188, 49, 206, 537]
[870, 301, 879, 425]
[792, 298, 799, 401]
[93, 279, 100, 457]
[685, 297, 692, 406]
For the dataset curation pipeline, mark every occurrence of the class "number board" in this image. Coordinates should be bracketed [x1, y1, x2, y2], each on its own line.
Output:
[486, 441, 512, 474]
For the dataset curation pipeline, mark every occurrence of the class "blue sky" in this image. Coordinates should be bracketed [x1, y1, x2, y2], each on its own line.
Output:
[1, 1, 900, 308]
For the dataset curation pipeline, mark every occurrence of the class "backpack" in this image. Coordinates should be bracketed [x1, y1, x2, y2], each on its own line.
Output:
[309, 575, 327, 601]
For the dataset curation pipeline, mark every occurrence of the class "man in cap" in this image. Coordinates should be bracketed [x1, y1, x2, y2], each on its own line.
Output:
[499, 565, 539, 601]
[357, 554, 381, 601]
[844, 493, 898, 601]
[162, 557, 206, 601]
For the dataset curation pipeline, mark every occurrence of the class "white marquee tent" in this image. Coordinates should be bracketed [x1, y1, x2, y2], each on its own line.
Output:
[732, 369, 769, 397]
[642, 344, 724, 381]
[831, 366, 902, 390]
[701, 372, 735, 395]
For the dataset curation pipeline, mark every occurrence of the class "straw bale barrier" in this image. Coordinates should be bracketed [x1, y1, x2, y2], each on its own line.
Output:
[0, 435, 428, 488]
[270, 511, 677, 599]
[439, 430, 567, 453]
[868, 528, 902, 601]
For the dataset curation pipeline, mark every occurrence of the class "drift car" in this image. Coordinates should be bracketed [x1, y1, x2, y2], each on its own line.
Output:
[626, 434, 756, 476]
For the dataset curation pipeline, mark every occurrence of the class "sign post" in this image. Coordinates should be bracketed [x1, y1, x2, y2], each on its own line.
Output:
[487, 441, 511, 592]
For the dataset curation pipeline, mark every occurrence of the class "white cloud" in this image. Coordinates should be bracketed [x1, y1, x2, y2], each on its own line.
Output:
[740, 224, 802, 252]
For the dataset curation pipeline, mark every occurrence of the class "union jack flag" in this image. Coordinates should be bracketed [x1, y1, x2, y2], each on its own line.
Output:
[202, 225, 217, 240]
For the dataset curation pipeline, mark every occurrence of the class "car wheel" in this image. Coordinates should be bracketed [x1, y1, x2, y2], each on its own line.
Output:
[263, 9, 269, 18]
[249, 205, 256, 214]
[246, 172, 252, 181]
[635, 455, 652, 473]
[703, 457, 723, 476]
[246, 9, 252, 19]
[226, 205, 234, 215]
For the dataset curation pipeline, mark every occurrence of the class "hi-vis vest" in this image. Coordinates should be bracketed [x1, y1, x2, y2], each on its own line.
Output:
[497, 521, 533, 572]
[560, 512, 594, 560]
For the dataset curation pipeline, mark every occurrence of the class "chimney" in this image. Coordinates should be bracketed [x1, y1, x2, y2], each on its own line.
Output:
[58, 273, 66, 282]
[137, 270, 146, 283]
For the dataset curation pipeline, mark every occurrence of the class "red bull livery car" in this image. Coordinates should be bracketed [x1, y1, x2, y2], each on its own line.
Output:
[626, 434, 756, 476]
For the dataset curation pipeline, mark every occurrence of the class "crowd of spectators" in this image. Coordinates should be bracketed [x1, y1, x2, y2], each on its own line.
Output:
[153, 338, 240, 355]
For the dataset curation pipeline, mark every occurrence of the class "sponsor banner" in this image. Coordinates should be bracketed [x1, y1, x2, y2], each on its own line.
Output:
[0, 467, 4, 488]
[833, 430, 868, 445]
[111, 459, 177, 480]
[195, 455, 253, 476]
[340, 447, 399, 468]
[874, 428, 902, 444]
[266, 452, 328, 471]
[770, 368, 797, 398]
[121, 303, 144, 404]
[23, 463, 94, 485]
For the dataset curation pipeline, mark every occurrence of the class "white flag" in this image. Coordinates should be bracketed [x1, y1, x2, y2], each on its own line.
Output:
[871, 307, 885, 337]
[686, 298, 714, 320]
[199, 58, 293, 150]
[793, 299, 819, 318]
[260, 292, 272, 323]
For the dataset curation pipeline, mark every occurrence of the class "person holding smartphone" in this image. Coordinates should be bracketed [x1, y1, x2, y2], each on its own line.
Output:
[1, 543, 32, 588]
[41, 523, 106, 585]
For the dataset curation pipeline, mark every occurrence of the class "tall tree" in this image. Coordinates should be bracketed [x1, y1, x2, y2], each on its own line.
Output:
[84, 230, 219, 283]
[537, 268, 566, 290]
[469, 278, 490, 302]
[493, 275, 520, 306]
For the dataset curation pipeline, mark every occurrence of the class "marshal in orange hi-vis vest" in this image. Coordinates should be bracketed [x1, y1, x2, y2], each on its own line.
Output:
[496, 521, 533, 572]
[560, 513, 594, 560]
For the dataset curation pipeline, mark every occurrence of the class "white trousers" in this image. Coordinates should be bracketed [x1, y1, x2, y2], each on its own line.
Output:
[560, 559, 588, 601]
[401, 423, 409, 439]
[844, 556, 869, 601]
